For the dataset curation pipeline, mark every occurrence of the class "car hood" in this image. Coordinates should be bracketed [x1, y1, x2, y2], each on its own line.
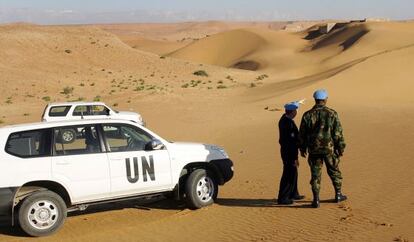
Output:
[168, 142, 229, 162]
[117, 111, 140, 116]
[115, 111, 144, 125]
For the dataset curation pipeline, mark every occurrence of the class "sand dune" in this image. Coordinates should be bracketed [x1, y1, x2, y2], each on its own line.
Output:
[166, 21, 414, 84]
[115, 35, 188, 55]
[96, 21, 288, 55]
[0, 21, 413, 242]
[168, 29, 267, 67]
[96, 21, 287, 41]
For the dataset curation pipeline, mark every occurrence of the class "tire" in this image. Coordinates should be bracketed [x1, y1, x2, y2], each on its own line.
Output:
[60, 129, 76, 144]
[18, 190, 67, 237]
[185, 169, 218, 209]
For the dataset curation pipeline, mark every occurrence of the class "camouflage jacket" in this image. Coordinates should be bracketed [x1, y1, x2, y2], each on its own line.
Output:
[299, 104, 346, 155]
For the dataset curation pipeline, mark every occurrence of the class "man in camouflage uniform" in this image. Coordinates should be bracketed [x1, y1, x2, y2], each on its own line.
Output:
[299, 89, 347, 208]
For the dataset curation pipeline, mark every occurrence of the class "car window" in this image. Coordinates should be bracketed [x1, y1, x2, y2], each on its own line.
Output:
[102, 124, 153, 152]
[49, 106, 71, 117]
[6, 129, 52, 158]
[91, 105, 110, 116]
[73, 105, 90, 116]
[53, 125, 102, 155]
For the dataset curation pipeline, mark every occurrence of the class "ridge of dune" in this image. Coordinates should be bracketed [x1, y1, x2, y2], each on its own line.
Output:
[245, 22, 414, 100]
[165, 23, 374, 74]
[115, 35, 188, 55]
[96, 21, 287, 42]
[167, 29, 267, 67]
[164, 22, 414, 80]
[303, 23, 370, 51]
[0, 24, 158, 71]
[96, 21, 288, 56]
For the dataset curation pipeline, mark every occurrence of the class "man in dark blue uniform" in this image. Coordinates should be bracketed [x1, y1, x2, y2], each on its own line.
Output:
[277, 101, 305, 204]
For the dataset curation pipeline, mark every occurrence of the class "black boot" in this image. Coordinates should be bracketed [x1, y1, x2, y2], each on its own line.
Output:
[335, 189, 347, 203]
[311, 190, 320, 208]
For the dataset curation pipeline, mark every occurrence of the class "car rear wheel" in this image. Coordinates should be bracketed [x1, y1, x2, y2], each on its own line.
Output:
[18, 190, 67, 237]
[60, 129, 76, 144]
[185, 169, 218, 209]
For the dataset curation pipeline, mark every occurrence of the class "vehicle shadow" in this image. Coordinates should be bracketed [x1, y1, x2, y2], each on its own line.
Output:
[0, 225, 27, 237]
[0, 196, 184, 237]
[0, 197, 337, 237]
[68, 195, 183, 217]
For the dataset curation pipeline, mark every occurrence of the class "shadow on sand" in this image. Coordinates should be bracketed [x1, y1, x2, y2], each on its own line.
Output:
[216, 198, 336, 208]
[0, 195, 185, 237]
[0, 225, 27, 237]
[0, 197, 337, 237]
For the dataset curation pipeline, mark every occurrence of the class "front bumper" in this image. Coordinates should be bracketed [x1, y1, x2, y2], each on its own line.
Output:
[210, 159, 234, 185]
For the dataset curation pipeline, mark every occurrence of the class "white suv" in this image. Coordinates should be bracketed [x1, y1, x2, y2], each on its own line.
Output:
[42, 102, 145, 126]
[0, 119, 233, 237]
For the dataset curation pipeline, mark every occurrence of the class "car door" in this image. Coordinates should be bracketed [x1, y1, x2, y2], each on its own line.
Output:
[51, 124, 111, 203]
[101, 123, 172, 197]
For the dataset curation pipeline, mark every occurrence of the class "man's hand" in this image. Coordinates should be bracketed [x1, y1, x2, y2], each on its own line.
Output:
[300, 150, 307, 158]
[294, 159, 299, 167]
[334, 149, 343, 157]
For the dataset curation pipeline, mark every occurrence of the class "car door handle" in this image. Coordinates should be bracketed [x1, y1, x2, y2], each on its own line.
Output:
[56, 160, 70, 165]
[111, 158, 124, 161]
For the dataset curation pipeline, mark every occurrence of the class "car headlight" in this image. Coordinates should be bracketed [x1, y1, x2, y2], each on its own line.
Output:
[206, 145, 229, 158]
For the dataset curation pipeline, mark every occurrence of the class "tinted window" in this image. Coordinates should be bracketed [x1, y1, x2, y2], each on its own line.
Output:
[49, 106, 71, 117]
[102, 124, 152, 152]
[73, 106, 90, 116]
[91, 105, 110, 115]
[53, 125, 102, 155]
[6, 129, 52, 158]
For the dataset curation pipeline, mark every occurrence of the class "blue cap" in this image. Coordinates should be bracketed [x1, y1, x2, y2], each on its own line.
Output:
[284, 101, 299, 111]
[313, 89, 328, 100]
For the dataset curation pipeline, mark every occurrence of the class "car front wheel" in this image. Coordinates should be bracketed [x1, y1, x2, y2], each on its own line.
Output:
[185, 169, 218, 209]
[18, 190, 67, 237]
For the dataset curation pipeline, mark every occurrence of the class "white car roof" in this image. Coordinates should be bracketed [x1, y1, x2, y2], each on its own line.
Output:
[0, 119, 137, 133]
[47, 102, 107, 106]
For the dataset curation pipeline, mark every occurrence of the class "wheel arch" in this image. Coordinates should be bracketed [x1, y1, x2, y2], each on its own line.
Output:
[9, 180, 71, 227]
[180, 162, 224, 185]
[14, 180, 72, 209]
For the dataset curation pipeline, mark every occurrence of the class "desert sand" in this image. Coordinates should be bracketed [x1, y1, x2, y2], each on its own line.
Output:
[0, 20, 413, 241]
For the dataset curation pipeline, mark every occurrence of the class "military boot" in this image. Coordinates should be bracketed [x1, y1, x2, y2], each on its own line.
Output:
[311, 190, 320, 208]
[335, 189, 348, 203]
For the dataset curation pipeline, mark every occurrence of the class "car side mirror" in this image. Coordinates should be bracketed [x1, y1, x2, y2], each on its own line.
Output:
[145, 139, 165, 151]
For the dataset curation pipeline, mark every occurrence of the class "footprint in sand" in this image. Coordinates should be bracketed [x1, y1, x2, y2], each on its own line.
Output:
[393, 236, 409, 242]
[338, 203, 354, 222]
[338, 203, 352, 212]
[340, 214, 353, 221]
[366, 218, 394, 228]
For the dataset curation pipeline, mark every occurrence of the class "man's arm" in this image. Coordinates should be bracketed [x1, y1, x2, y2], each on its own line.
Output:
[298, 114, 308, 157]
[332, 112, 346, 156]
[278, 118, 289, 145]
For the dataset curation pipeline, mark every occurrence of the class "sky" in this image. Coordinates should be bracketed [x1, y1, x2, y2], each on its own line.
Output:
[0, 0, 413, 24]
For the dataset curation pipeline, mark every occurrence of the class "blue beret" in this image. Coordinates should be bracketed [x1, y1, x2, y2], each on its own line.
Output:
[284, 101, 299, 111]
[313, 89, 328, 100]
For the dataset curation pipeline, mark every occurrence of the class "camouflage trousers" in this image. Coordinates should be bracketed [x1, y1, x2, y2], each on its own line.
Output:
[308, 154, 342, 194]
